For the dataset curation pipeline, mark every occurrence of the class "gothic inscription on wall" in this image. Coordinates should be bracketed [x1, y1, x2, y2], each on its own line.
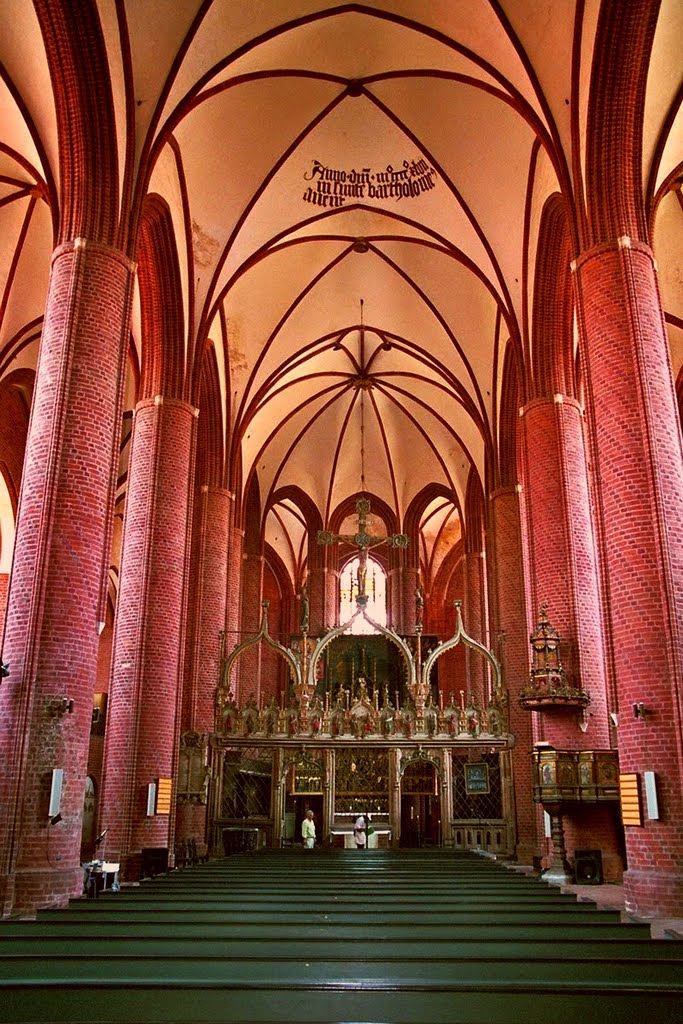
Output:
[303, 158, 438, 209]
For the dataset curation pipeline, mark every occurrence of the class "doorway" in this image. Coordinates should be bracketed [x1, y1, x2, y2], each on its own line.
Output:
[400, 760, 441, 847]
[286, 793, 324, 847]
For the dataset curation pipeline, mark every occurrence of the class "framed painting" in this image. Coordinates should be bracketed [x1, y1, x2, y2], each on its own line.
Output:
[464, 762, 490, 795]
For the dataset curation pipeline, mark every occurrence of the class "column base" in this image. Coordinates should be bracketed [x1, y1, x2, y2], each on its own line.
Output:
[623, 867, 683, 919]
[1, 864, 83, 918]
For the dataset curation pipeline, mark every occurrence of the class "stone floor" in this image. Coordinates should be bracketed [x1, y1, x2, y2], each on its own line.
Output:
[560, 881, 683, 939]
[499, 858, 683, 939]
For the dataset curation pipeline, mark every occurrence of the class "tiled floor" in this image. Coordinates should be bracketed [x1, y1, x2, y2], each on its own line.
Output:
[500, 859, 683, 939]
[560, 882, 683, 939]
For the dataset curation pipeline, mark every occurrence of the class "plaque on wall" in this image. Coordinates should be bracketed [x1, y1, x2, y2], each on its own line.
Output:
[464, 762, 490, 795]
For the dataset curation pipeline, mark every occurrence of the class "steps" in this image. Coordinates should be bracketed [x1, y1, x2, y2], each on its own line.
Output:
[1, 850, 680, 1023]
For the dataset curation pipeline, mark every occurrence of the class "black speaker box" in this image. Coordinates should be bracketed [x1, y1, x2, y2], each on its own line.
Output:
[141, 846, 169, 878]
[573, 848, 603, 884]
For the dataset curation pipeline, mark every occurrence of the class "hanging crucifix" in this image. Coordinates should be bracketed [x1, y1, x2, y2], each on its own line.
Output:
[317, 497, 408, 606]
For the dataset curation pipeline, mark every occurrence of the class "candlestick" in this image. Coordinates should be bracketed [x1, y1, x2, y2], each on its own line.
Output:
[439, 690, 444, 711]
[459, 689, 465, 711]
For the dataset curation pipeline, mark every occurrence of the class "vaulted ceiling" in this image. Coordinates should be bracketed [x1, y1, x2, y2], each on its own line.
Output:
[0, 1, 681, 586]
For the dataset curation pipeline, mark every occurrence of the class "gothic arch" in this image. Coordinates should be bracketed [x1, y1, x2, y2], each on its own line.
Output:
[532, 196, 575, 399]
[195, 344, 224, 489]
[0, 369, 34, 514]
[498, 344, 521, 489]
[35, 0, 119, 246]
[585, 0, 660, 247]
[137, 196, 186, 401]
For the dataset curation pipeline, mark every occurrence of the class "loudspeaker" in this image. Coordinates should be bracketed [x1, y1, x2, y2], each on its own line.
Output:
[141, 847, 169, 878]
[574, 848, 603, 884]
[48, 768, 63, 818]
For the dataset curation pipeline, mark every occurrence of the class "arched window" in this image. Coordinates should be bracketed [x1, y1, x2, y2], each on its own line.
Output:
[339, 555, 387, 632]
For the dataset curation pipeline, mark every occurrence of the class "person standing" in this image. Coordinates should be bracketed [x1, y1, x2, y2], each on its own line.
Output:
[353, 813, 366, 849]
[301, 809, 316, 849]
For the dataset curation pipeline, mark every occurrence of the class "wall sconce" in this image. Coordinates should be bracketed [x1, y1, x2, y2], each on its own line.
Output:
[50, 696, 75, 717]
[632, 702, 648, 719]
[1, 659, 9, 680]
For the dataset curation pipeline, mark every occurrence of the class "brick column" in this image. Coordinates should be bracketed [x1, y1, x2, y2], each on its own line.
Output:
[0, 240, 133, 915]
[100, 396, 197, 874]
[519, 396, 622, 878]
[463, 551, 487, 700]
[402, 566, 420, 636]
[325, 567, 339, 629]
[224, 513, 243, 694]
[239, 552, 264, 703]
[519, 397, 611, 748]
[488, 486, 537, 864]
[176, 485, 230, 844]
[574, 240, 683, 917]
[0, 574, 8, 636]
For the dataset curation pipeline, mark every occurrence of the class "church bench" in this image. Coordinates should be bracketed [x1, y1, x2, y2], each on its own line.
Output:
[2, 978, 682, 1024]
[1, 956, 683, 990]
[1, 935, 681, 962]
[34, 907, 633, 926]
[0, 920, 653, 939]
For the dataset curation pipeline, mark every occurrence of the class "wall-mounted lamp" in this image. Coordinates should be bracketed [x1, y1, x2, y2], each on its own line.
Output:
[632, 702, 648, 719]
[0, 660, 9, 682]
[50, 696, 75, 717]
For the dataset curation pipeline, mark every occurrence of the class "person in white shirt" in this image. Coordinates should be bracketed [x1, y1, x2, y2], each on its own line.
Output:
[353, 814, 366, 849]
[301, 809, 316, 849]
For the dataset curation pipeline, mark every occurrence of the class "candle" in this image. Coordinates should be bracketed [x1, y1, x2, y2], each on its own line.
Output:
[459, 689, 465, 711]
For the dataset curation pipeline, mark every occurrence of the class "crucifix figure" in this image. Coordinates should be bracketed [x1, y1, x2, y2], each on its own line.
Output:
[317, 497, 408, 605]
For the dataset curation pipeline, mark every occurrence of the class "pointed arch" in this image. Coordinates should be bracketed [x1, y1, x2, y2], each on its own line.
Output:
[243, 475, 262, 554]
[464, 470, 486, 556]
[0, 370, 34, 515]
[585, 0, 660, 246]
[137, 196, 185, 401]
[35, 0, 119, 246]
[532, 196, 575, 399]
[498, 344, 521, 489]
[195, 343, 224, 489]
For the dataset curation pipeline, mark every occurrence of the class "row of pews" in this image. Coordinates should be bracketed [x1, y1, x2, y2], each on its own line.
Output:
[1, 849, 681, 1022]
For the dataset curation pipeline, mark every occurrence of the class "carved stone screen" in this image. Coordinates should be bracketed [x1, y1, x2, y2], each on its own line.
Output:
[334, 748, 390, 815]
[220, 747, 274, 819]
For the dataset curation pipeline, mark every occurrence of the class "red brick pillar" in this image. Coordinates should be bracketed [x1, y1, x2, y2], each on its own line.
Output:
[574, 240, 683, 916]
[307, 566, 327, 635]
[239, 552, 264, 703]
[224, 513, 243, 693]
[402, 566, 420, 636]
[488, 486, 537, 864]
[0, 240, 133, 915]
[100, 396, 197, 874]
[518, 397, 611, 747]
[325, 566, 339, 629]
[388, 567, 401, 631]
[386, 565, 418, 635]
[176, 485, 230, 844]
[307, 548, 325, 634]
[518, 396, 623, 877]
[0, 574, 8, 636]
[463, 551, 487, 699]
